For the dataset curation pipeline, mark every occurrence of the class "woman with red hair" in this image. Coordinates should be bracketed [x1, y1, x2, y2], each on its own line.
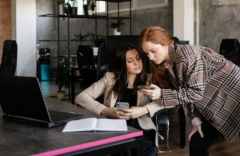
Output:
[138, 26, 240, 156]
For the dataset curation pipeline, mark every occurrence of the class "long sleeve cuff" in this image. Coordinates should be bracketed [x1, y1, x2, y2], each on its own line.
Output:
[191, 117, 202, 126]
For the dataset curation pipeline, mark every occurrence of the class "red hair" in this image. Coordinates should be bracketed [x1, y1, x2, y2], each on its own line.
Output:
[138, 26, 174, 89]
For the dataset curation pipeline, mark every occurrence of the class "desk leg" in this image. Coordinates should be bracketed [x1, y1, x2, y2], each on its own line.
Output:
[71, 68, 75, 104]
[179, 106, 186, 148]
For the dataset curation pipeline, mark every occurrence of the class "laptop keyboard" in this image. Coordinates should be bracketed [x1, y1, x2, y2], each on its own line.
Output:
[50, 114, 70, 122]
[49, 110, 84, 122]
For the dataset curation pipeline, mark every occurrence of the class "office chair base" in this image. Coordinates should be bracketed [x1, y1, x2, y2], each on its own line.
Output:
[158, 133, 164, 144]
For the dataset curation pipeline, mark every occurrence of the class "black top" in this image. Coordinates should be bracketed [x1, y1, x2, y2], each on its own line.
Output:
[116, 88, 138, 127]
[119, 88, 137, 107]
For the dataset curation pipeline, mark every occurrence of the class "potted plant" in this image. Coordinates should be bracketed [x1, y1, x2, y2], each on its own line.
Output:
[83, 0, 94, 16]
[73, 32, 89, 45]
[51, 57, 72, 100]
[87, 32, 105, 55]
[90, 1, 96, 15]
[58, 0, 65, 15]
[62, 0, 78, 15]
[110, 19, 124, 35]
[87, 32, 105, 46]
[87, 0, 94, 15]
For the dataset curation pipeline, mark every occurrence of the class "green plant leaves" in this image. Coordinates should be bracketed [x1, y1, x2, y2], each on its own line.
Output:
[110, 19, 124, 29]
[50, 57, 72, 91]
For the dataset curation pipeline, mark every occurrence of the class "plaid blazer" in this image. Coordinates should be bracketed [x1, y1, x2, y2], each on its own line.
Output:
[161, 44, 240, 141]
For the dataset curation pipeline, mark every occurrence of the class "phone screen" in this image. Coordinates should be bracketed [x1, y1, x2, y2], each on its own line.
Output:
[137, 85, 148, 90]
[116, 102, 129, 111]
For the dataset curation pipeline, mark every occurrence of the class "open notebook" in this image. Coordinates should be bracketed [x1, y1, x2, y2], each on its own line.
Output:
[0, 76, 84, 128]
[62, 118, 128, 132]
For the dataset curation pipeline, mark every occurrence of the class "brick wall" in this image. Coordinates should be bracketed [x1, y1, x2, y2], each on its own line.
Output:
[0, 0, 11, 63]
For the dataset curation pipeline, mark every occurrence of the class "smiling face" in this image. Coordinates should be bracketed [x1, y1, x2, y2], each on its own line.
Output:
[141, 41, 169, 65]
[125, 49, 143, 76]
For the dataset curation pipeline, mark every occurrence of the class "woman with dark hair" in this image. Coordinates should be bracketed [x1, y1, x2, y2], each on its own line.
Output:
[75, 43, 169, 156]
[138, 26, 240, 156]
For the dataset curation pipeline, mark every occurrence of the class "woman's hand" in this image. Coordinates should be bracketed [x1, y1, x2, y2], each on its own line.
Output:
[188, 124, 204, 141]
[122, 106, 149, 119]
[139, 84, 161, 100]
[100, 107, 128, 119]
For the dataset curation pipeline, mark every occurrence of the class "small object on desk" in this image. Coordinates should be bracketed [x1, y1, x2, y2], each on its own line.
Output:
[62, 118, 128, 132]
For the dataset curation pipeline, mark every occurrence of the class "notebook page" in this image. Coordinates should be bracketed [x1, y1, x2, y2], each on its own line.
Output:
[95, 119, 127, 131]
[62, 118, 97, 132]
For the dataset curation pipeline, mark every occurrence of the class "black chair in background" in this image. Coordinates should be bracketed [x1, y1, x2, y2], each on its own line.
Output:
[0, 40, 17, 76]
[71, 41, 107, 104]
[178, 40, 189, 45]
[220, 39, 240, 66]
[96, 42, 109, 81]
[77, 45, 96, 89]
[171, 37, 180, 44]
[171, 36, 189, 45]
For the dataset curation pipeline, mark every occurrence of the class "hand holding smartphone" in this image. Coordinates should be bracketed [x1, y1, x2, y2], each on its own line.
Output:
[116, 102, 129, 111]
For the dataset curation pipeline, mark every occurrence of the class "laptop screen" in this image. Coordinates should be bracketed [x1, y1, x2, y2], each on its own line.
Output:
[0, 76, 51, 122]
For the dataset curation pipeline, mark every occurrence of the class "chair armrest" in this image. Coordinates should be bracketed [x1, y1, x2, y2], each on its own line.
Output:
[153, 109, 169, 126]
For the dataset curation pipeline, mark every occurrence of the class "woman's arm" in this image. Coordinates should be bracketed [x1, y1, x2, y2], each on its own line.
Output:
[123, 100, 175, 119]
[161, 51, 208, 107]
[75, 72, 112, 115]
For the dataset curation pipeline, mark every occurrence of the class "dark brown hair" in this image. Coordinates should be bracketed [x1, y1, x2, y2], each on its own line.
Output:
[138, 26, 174, 89]
[106, 43, 147, 100]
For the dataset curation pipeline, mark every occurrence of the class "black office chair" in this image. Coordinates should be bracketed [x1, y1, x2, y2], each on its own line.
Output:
[0, 40, 17, 76]
[220, 39, 240, 66]
[77, 45, 96, 89]
[96, 42, 109, 81]
[178, 40, 189, 45]
[153, 109, 171, 153]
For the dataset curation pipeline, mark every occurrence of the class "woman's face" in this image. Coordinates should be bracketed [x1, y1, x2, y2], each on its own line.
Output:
[125, 49, 143, 75]
[141, 41, 169, 65]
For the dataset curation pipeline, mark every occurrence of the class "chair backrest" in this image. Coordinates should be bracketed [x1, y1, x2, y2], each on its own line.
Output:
[96, 42, 109, 81]
[106, 35, 140, 71]
[77, 45, 96, 88]
[178, 40, 189, 45]
[0, 40, 18, 76]
[220, 39, 240, 66]
[94, 39, 106, 48]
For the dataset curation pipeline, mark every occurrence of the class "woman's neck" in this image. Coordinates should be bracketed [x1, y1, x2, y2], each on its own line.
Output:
[165, 52, 171, 62]
[127, 74, 136, 89]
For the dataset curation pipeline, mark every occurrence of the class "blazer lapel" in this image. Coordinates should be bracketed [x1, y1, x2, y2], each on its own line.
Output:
[137, 92, 143, 106]
[110, 92, 117, 107]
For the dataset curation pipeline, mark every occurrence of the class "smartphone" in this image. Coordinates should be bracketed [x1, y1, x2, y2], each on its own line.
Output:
[116, 102, 129, 111]
[137, 85, 149, 90]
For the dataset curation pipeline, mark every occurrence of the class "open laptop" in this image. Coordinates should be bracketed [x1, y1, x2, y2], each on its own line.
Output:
[0, 76, 84, 128]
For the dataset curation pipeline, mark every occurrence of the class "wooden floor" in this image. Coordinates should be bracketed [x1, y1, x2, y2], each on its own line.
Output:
[158, 108, 240, 156]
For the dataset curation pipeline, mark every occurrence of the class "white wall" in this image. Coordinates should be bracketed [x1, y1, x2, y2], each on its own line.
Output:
[173, 0, 194, 45]
[12, 0, 36, 76]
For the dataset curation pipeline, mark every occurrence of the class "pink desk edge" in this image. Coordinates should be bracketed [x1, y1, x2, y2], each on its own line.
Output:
[32, 131, 143, 156]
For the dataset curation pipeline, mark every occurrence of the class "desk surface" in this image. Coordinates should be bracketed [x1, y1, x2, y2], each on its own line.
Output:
[0, 98, 143, 156]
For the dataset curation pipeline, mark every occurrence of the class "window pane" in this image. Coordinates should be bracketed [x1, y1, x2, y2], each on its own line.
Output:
[77, 0, 83, 15]
[96, 1, 105, 13]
